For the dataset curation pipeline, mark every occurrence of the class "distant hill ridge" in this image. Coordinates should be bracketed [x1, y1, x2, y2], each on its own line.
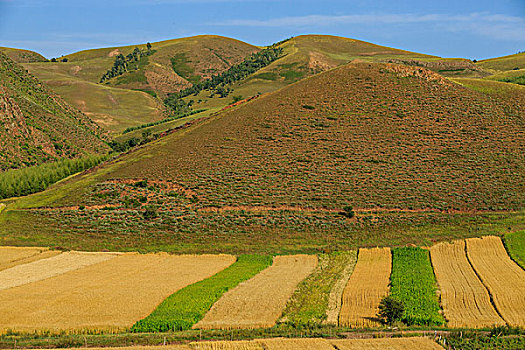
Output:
[0, 51, 109, 171]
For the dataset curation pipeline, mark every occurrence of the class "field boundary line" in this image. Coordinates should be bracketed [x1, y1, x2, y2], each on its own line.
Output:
[427, 247, 448, 325]
[464, 239, 507, 324]
[502, 232, 525, 272]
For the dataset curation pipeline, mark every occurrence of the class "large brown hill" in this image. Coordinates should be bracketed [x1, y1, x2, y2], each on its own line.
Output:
[0, 52, 109, 170]
[96, 61, 524, 211]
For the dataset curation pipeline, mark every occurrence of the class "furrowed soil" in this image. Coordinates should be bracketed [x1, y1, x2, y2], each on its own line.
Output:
[195, 255, 317, 329]
[466, 236, 525, 327]
[0, 253, 235, 332]
[338, 247, 391, 327]
[429, 240, 504, 328]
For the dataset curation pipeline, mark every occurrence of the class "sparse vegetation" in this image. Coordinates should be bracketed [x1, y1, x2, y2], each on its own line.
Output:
[100, 46, 154, 83]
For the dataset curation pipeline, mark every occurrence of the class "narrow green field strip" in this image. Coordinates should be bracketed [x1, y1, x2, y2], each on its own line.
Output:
[505, 231, 525, 269]
[130, 254, 272, 332]
[390, 247, 445, 326]
[280, 251, 357, 327]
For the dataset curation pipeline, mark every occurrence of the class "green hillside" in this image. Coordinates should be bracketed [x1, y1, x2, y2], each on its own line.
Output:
[0, 47, 47, 63]
[1, 61, 523, 253]
[0, 51, 109, 170]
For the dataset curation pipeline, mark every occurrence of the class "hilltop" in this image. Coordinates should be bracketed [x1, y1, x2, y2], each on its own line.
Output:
[0, 47, 47, 63]
[1, 60, 522, 252]
[0, 51, 109, 171]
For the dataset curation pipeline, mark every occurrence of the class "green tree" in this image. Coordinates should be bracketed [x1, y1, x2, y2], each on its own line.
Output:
[377, 296, 404, 325]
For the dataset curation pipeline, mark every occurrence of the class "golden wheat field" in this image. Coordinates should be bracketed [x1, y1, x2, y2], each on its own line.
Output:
[429, 240, 504, 328]
[259, 338, 334, 350]
[466, 236, 525, 327]
[338, 247, 391, 327]
[195, 255, 318, 330]
[0, 251, 119, 291]
[0, 246, 60, 271]
[330, 337, 444, 349]
[325, 251, 358, 325]
[0, 253, 235, 332]
[190, 340, 263, 350]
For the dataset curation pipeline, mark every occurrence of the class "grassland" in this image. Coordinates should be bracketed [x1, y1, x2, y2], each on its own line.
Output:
[0, 51, 109, 170]
[390, 248, 445, 326]
[131, 255, 272, 332]
[0, 47, 47, 63]
[280, 251, 357, 327]
[505, 231, 525, 269]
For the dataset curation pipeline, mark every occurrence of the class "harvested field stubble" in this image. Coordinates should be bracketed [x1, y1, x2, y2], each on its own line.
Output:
[0, 246, 59, 271]
[430, 240, 504, 328]
[325, 251, 358, 324]
[0, 251, 118, 290]
[195, 255, 318, 329]
[338, 247, 391, 327]
[190, 341, 263, 350]
[330, 337, 444, 349]
[259, 338, 334, 350]
[466, 236, 525, 327]
[0, 253, 235, 332]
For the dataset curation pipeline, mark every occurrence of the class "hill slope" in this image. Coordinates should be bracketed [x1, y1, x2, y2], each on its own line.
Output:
[0, 51, 109, 170]
[0, 47, 47, 63]
[1, 61, 523, 252]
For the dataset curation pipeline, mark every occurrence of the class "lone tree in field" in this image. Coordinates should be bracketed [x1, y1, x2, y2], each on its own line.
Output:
[342, 205, 355, 218]
[377, 296, 404, 325]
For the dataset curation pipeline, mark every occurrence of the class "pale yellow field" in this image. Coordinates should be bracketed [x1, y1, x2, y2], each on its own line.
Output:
[0, 251, 119, 291]
[190, 341, 263, 350]
[466, 236, 525, 327]
[430, 240, 504, 328]
[331, 337, 443, 350]
[325, 251, 358, 324]
[338, 247, 391, 327]
[0, 253, 235, 332]
[260, 338, 334, 350]
[195, 255, 318, 329]
[0, 246, 60, 271]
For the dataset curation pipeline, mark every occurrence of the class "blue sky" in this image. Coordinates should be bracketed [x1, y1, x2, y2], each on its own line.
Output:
[0, 0, 523, 59]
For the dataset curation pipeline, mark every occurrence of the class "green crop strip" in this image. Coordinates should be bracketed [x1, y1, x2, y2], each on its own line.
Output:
[390, 247, 445, 326]
[504, 231, 525, 269]
[130, 254, 272, 332]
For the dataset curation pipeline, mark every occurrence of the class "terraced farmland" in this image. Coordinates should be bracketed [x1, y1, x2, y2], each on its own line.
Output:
[466, 236, 525, 327]
[338, 248, 391, 327]
[430, 240, 504, 328]
[195, 255, 317, 329]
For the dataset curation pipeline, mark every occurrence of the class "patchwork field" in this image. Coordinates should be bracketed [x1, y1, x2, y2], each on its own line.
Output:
[466, 236, 525, 327]
[429, 240, 504, 328]
[195, 255, 317, 329]
[0, 253, 235, 332]
[338, 248, 391, 327]
[330, 337, 444, 350]
[0, 246, 59, 271]
[0, 250, 118, 291]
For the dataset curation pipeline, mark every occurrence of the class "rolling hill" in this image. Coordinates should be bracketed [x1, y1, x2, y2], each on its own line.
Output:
[1, 60, 522, 252]
[0, 51, 109, 171]
[0, 47, 47, 63]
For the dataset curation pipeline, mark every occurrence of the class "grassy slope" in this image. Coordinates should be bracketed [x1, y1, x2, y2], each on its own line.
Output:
[0, 47, 47, 63]
[131, 254, 272, 331]
[0, 51, 109, 170]
[23, 35, 258, 133]
[477, 52, 525, 72]
[505, 231, 525, 269]
[1, 61, 524, 253]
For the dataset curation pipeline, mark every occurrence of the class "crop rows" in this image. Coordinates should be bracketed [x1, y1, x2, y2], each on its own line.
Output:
[131, 255, 272, 332]
[390, 247, 445, 326]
